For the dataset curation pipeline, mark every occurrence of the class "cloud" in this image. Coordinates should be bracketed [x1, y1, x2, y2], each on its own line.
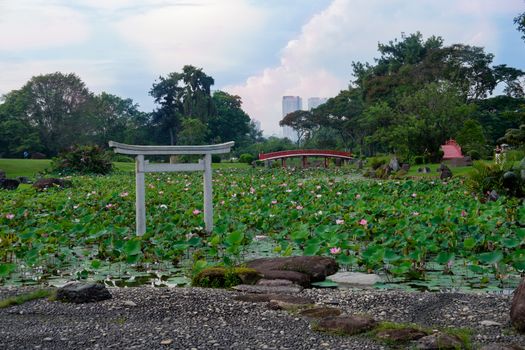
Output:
[0, 1, 90, 51]
[0, 59, 116, 97]
[114, 0, 268, 74]
[225, 0, 523, 135]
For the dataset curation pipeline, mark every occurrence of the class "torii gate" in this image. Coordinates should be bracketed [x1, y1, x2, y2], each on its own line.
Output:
[108, 141, 234, 235]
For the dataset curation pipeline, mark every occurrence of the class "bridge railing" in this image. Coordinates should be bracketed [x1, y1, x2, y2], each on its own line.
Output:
[259, 149, 352, 160]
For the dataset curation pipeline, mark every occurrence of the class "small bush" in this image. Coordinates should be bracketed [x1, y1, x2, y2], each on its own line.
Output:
[107, 152, 134, 163]
[467, 150, 481, 161]
[467, 161, 525, 198]
[212, 155, 222, 163]
[51, 145, 113, 175]
[192, 267, 261, 288]
[413, 156, 426, 165]
[239, 153, 255, 164]
[369, 156, 389, 170]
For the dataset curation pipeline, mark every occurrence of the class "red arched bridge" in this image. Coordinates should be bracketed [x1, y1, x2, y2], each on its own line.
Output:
[258, 150, 353, 168]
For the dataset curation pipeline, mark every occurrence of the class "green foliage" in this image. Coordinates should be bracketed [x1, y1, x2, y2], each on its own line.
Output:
[467, 150, 481, 161]
[413, 156, 426, 165]
[51, 145, 113, 175]
[239, 153, 255, 164]
[515, 11, 525, 42]
[212, 155, 221, 163]
[456, 119, 487, 156]
[0, 289, 54, 308]
[467, 161, 525, 198]
[368, 156, 389, 170]
[178, 118, 209, 145]
[192, 267, 260, 288]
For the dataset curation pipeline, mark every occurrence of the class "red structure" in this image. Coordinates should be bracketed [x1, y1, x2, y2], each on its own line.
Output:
[258, 150, 353, 168]
[441, 139, 464, 160]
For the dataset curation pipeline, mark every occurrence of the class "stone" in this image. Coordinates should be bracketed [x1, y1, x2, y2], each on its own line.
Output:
[356, 159, 364, 170]
[192, 267, 262, 288]
[0, 178, 20, 190]
[268, 299, 312, 311]
[326, 272, 382, 286]
[479, 320, 502, 327]
[401, 163, 410, 171]
[415, 332, 464, 349]
[256, 279, 294, 286]
[123, 300, 137, 307]
[424, 167, 431, 173]
[417, 167, 424, 173]
[0, 169, 5, 179]
[160, 339, 173, 345]
[511, 277, 525, 332]
[479, 344, 524, 350]
[245, 256, 338, 287]
[389, 157, 400, 172]
[16, 176, 30, 184]
[299, 307, 342, 319]
[375, 328, 428, 342]
[488, 190, 500, 202]
[33, 178, 72, 191]
[314, 315, 377, 335]
[56, 282, 112, 303]
[438, 163, 453, 180]
[232, 284, 303, 294]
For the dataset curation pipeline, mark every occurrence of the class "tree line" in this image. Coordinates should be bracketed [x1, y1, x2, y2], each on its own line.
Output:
[0, 66, 264, 158]
[280, 31, 525, 160]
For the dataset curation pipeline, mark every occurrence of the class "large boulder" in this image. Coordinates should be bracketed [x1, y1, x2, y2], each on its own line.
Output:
[0, 178, 20, 190]
[438, 163, 453, 180]
[511, 277, 525, 332]
[33, 178, 72, 191]
[56, 282, 111, 303]
[245, 256, 338, 287]
[415, 332, 464, 349]
[389, 157, 400, 172]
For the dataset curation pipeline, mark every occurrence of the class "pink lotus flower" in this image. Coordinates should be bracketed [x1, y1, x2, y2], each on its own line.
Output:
[119, 192, 129, 197]
[5, 213, 15, 220]
[192, 209, 201, 215]
[148, 184, 155, 189]
[411, 193, 417, 198]
[330, 247, 341, 255]
[296, 205, 303, 210]
[412, 212, 419, 216]
[316, 194, 322, 198]
[336, 192, 342, 196]
[316, 185, 321, 190]
[336, 219, 345, 225]
[105, 203, 114, 209]
[355, 194, 361, 199]
[271, 200, 277, 205]
[461, 210, 467, 217]
[220, 200, 225, 205]
[158, 191, 164, 195]
[250, 187, 255, 194]
[359, 219, 368, 226]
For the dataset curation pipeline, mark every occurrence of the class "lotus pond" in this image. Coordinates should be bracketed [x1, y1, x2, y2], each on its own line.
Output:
[1, 167, 524, 292]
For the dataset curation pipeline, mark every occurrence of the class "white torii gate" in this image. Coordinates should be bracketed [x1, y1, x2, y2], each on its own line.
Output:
[108, 141, 234, 235]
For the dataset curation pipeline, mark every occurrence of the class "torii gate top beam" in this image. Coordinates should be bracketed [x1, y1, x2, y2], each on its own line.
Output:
[108, 141, 234, 155]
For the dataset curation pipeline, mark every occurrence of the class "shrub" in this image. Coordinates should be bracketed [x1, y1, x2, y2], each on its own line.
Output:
[212, 155, 222, 163]
[413, 156, 425, 165]
[467, 150, 481, 161]
[192, 267, 261, 288]
[107, 152, 134, 163]
[467, 161, 525, 198]
[51, 145, 113, 175]
[239, 153, 255, 164]
[369, 156, 389, 170]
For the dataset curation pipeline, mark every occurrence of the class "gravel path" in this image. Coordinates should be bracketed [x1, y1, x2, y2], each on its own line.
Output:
[0, 286, 524, 349]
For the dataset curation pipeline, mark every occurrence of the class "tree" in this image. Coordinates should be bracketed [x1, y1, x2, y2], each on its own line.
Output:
[0, 117, 42, 157]
[177, 118, 209, 145]
[150, 65, 216, 145]
[210, 91, 251, 144]
[456, 119, 487, 156]
[1, 72, 94, 155]
[92, 92, 150, 146]
[515, 11, 525, 42]
[279, 110, 316, 145]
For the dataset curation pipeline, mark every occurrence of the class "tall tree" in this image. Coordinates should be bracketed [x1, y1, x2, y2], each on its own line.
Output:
[209, 91, 251, 144]
[279, 110, 316, 145]
[515, 11, 525, 42]
[1, 72, 94, 155]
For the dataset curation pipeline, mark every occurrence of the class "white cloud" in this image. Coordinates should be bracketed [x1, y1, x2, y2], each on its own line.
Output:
[225, 0, 523, 135]
[0, 59, 116, 97]
[114, 0, 268, 74]
[0, 1, 90, 51]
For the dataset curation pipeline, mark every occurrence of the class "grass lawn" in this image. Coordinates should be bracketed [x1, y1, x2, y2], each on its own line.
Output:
[0, 158, 248, 178]
[405, 162, 476, 178]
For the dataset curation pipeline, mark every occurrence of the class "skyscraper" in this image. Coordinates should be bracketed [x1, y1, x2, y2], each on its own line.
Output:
[281, 96, 302, 142]
[307, 97, 328, 110]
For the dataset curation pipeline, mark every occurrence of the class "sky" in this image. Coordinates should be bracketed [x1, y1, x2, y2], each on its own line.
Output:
[1, 0, 524, 136]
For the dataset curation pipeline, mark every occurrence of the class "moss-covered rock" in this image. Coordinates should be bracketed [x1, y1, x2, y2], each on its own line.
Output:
[192, 267, 262, 288]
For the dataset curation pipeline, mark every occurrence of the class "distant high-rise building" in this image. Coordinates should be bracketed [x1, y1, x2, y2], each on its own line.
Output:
[307, 97, 328, 110]
[281, 96, 302, 142]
